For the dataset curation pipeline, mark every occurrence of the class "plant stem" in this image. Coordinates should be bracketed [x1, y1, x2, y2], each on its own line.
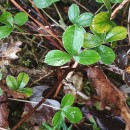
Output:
[11, 70, 69, 130]
[42, 9, 65, 30]
[8, 98, 60, 110]
[54, 3, 67, 30]
[10, 0, 63, 47]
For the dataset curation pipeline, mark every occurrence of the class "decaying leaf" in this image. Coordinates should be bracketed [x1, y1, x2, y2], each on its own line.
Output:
[82, 107, 125, 130]
[120, 84, 130, 94]
[22, 100, 59, 126]
[0, 93, 9, 128]
[63, 72, 84, 99]
[115, 46, 128, 70]
[22, 85, 60, 127]
[1, 85, 26, 99]
[123, 72, 130, 86]
[87, 67, 130, 130]
[0, 41, 22, 68]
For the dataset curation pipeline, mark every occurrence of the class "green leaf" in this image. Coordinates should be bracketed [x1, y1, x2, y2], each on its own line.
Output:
[96, 0, 123, 3]
[111, 41, 117, 48]
[44, 50, 71, 66]
[68, 4, 80, 23]
[92, 12, 112, 33]
[34, 0, 60, 9]
[63, 106, 82, 123]
[110, 0, 123, 3]
[42, 123, 53, 130]
[96, 0, 104, 3]
[0, 70, 2, 80]
[18, 88, 33, 97]
[0, 11, 13, 26]
[0, 26, 13, 39]
[52, 111, 62, 127]
[89, 24, 106, 42]
[0, 88, 3, 96]
[62, 25, 85, 55]
[6, 75, 17, 90]
[105, 26, 127, 42]
[95, 45, 115, 64]
[87, 114, 99, 130]
[14, 12, 28, 26]
[83, 33, 102, 48]
[75, 12, 94, 27]
[102, 0, 111, 13]
[17, 72, 29, 88]
[61, 94, 74, 108]
[73, 50, 100, 65]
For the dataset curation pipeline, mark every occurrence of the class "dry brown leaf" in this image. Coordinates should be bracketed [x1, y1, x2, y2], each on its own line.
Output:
[0, 94, 9, 128]
[0, 41, 22, 68]
[22, 101, 56, 127]
[87, 67, 130, 130]
[63, 72, 84, 99]
[1, 85, 27, 99]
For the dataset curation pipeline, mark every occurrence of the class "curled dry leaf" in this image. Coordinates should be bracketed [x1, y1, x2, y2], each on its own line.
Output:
[82, 107, 125, 130]
[21, 85, 60, 127]
[87, 67, 130, 130]
[120, 84, 130, 94]
[0, 93, 9, 128]
[1, 85, 26, 99]
[115, 46, 129, 70]
[0, 41, 22, 68]
[64, 72, 84, 99]
[22, 100, 58, 126]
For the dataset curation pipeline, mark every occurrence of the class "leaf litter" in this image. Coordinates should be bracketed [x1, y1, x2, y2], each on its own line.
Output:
[0, 0, 130, 130]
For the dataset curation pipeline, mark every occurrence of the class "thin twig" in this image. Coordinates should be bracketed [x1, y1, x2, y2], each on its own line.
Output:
[62, 79, 89, 100]
[12, 70, 69, 130]
[9, 0, 63, 47]
[42, 9, 64, 30]
[29, 0, 49, 26]
[121, 2, 129, 25]
[8, 98, 60, 110]
[54, 82, 62, 97]
[0, 127, 7, 130]
[54, 3, 66, 30]
[95, 4, 104, 14]
[29, 70, 53, 86]
[73, 0, 93, 14]
[111, 0, 130, 19]
[66, 62, 78, 80]
[128, 6, 130, 44]
[12, 31, 62, 37]
[54, 62, 78, 97]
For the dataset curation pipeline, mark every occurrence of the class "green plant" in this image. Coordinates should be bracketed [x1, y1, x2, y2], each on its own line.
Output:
[6, 72, 33, 97]
[87, 113, 100, 130]
[0, 11, 28, 39]
[96, 0, 123, 3]
[33, 0, 60, 9]
[0, 69, 3, 96]
[44, 2, 127, 66]
[42, 94, 82, 130]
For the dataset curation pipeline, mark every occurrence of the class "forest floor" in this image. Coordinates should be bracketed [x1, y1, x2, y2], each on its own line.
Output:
[0, 0, 130, 130]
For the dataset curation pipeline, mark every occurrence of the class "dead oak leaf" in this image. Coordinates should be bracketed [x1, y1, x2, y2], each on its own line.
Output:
[87, 67, 130, 130]
[0, 93, 9, 128]
[0, 41, 22, 67]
